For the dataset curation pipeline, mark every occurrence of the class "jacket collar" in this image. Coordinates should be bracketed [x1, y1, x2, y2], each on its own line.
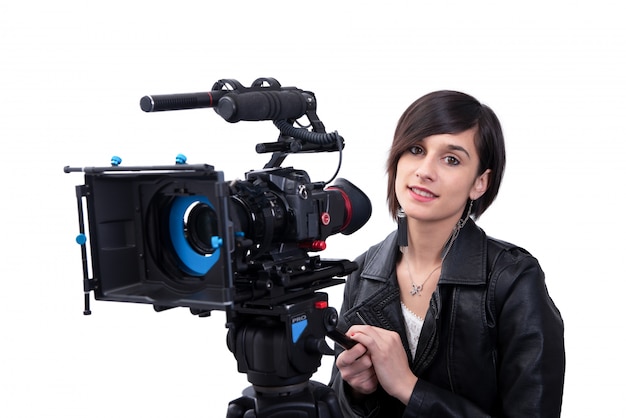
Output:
[360, 218, 488, 286]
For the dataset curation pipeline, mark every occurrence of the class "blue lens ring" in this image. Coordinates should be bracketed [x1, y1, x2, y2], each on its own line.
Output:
[169, 196, 221, 276]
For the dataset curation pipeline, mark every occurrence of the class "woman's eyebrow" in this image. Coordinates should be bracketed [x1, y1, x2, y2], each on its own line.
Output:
[447, 144, 471, 158]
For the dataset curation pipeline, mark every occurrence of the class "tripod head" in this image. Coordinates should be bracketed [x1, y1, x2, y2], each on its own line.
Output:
[226, 291, 347, 417]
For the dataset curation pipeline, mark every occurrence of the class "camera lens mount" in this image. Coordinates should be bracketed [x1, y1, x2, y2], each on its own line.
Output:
[186, 201, 220, 255]
[169, 195, 223, 276]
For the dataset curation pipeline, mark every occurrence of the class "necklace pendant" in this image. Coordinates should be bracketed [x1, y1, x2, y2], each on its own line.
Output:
[410, 283, 422, 296]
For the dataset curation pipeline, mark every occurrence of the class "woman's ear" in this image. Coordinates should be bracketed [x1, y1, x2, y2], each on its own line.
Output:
[470, 169, 491, 200]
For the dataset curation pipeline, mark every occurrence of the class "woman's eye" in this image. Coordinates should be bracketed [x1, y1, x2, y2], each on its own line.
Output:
[409, 146, 424, 155]
[444, 156, 460, 165]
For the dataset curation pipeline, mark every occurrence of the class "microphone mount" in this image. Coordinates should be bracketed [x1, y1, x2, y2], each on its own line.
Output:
[141, 77, 345, 172]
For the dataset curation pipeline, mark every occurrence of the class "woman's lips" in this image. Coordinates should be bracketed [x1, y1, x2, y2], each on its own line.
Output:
[409, 186, 437, 202]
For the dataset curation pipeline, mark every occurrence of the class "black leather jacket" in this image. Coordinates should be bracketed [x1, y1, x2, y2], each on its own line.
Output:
[330, 219, 565, 417]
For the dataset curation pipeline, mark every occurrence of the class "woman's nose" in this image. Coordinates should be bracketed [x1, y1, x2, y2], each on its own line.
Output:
[415, 156, 436, 181]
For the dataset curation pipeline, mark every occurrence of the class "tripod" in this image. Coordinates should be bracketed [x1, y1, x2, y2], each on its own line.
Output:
[225, 291, 344, 418]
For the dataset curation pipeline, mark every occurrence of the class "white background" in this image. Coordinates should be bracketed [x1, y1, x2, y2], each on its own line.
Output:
[1, 1, 624, 416]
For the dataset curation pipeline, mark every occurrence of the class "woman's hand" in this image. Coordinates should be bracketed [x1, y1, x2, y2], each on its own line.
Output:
[335, 340, 379, 397]
[348, 325, 418, 405]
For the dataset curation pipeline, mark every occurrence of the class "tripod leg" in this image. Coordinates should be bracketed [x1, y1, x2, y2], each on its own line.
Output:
[310, 381, 343, 418]
[226, 382, 343, 418]
[226, 395, 256, 418]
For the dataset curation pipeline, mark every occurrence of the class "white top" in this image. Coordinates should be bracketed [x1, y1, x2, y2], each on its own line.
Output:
[401, 301, 425, 359]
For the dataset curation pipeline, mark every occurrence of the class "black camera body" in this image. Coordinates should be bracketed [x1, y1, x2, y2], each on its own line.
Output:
[71, 162, 367, 314]
[67, 78, 371, 318]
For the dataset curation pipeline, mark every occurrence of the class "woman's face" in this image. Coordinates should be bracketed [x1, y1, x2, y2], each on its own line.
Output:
[395, 128, 490, 225]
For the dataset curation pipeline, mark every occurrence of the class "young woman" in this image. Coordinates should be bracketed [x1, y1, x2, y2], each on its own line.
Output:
[330, 91, 565, 417]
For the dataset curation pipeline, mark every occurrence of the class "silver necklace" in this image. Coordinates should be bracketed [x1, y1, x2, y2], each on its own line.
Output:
[406, 262, 441, 296]
[401, 200, 473, 297]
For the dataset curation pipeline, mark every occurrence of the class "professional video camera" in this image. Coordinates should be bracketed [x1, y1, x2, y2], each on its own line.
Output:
[65, 77, 371, 417]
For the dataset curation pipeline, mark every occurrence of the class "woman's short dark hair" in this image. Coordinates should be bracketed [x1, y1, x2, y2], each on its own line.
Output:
[386, 90, 506, 220]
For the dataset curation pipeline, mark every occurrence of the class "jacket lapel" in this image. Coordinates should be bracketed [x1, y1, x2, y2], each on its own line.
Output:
[341, 221, 488, 372]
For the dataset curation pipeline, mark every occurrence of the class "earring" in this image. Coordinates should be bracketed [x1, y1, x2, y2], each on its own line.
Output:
[441, 200, 473, 259]
[460, 199, 473, 227]
[397, 207, 408, 248]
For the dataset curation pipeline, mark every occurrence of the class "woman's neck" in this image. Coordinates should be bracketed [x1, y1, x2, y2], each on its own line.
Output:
[404, 217, 459, 265]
